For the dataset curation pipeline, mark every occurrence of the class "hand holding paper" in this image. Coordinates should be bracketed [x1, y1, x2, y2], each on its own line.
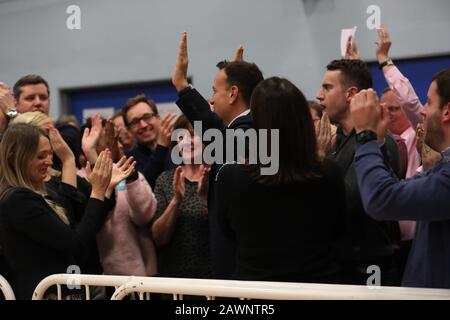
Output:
[341, 26, 357, 58]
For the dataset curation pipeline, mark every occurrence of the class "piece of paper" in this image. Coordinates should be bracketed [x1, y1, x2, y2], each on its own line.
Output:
[340, 26, 357, 57]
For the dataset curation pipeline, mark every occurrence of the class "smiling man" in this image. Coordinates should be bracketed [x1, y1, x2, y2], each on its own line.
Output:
[122, 94, 176, 188]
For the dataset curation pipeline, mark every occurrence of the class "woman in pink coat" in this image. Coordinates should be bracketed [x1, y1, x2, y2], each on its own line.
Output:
[81, 115, 158, 276]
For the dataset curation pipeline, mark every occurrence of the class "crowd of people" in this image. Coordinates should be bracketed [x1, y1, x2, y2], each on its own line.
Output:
[0, 25, 449, 299]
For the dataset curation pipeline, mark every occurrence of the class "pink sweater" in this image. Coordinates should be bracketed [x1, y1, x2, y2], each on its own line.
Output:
[96, 172, 158, 276]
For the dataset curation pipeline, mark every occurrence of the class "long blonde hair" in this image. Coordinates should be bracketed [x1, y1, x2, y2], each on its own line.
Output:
[0, 123, 70, 225]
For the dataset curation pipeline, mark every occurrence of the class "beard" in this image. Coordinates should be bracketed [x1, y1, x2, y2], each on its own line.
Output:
[424, 113, 444, 151]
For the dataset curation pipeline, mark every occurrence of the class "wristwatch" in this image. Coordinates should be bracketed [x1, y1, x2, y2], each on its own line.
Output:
[378, 58, 394, 70]
[6, 107, 18, 119]
[356, 130, 377, 144]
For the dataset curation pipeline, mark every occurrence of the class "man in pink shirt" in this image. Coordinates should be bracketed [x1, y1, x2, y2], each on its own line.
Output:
[380, 89, 421, 179]
[376, 26, 421, 244]
[376, 25, 441, 168]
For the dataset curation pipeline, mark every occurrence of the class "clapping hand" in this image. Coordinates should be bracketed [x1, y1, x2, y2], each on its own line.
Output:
[109, 155, 136, 190]
[197, 164, 211, 206]
[157, 113, 178, 148]
[315, 112, 333, 160]
[82, 115, 103, 163]
[172, 166, 185, 203]
[87, 149, 113, 201]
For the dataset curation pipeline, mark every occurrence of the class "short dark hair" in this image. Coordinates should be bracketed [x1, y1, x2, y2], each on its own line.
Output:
[173, 114, 192, 132]
[249, 77, 321, 186]
[431, 68, 450, 109]
[171, 114, 193, 148]
[216, 60, 264, 106]
[326, 59, 372, 91]
[13, 74, 50, 100]
[121, 94, 158, 127]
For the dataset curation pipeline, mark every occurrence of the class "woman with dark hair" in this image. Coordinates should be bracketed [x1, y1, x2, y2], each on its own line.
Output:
[151, 115, 212, 279]
[216, 77, 346, 283]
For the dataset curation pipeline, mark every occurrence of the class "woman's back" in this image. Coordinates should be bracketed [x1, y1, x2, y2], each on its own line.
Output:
[216, 159, 346, 283]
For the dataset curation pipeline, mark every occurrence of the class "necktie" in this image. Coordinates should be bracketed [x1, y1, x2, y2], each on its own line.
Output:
[394, 136, 408, 179]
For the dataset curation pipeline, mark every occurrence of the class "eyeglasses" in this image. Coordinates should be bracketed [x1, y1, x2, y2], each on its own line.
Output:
[128, 113, 156, 129]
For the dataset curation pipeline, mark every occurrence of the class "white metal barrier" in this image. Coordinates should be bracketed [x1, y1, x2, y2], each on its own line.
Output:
[111, 276, 450, 300]
[32, 274, 133, 300]
[31, 274, 450, 300]
[0, 274, 15, 300]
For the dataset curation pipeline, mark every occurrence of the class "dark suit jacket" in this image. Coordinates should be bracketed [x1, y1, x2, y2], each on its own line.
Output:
[176, 87, 253, 278]
[326, 128, 401, 263]
[0, 188, 107, 299]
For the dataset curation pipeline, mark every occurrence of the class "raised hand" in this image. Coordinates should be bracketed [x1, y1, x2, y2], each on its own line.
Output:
[416, 123, 425, 154]
[82, 115, 103, 163]
[172, 32, 190, 91]
[232, 45, 244, 62]
[345, 35, 360, 60]
[104, 119, 121, 160]
[197, 164, 211, 206]
[376, 24, 392, 64]
[157, 113, 178, 147]
[109, 155, 136, 190]
[0, 82, 15, 116]
[350, 89, 381, 134]
[49, 126, 77, 187]
[89, 149, 113, 200]
[104, 119, 117, 149]
[49, 126, 75, 163]
[172, 166, 185, 203]
[315, 112, 333, 160]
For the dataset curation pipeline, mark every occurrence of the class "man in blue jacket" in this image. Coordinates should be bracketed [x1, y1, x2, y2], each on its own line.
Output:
[350, 68, 450, 288]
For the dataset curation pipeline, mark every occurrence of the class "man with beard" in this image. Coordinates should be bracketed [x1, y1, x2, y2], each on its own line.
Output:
[351, 68, 450, 289]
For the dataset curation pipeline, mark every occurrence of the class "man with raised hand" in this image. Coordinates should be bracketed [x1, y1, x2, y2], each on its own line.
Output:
[346, 26, 441, 270]
[171, 32, 263, 279]
[375, 25, 442, 167]
[350, 68, 450, 288]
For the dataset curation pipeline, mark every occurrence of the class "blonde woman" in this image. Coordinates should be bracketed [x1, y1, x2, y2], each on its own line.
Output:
[12, 111, 53, 129]
[0, 123, 114, 299]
